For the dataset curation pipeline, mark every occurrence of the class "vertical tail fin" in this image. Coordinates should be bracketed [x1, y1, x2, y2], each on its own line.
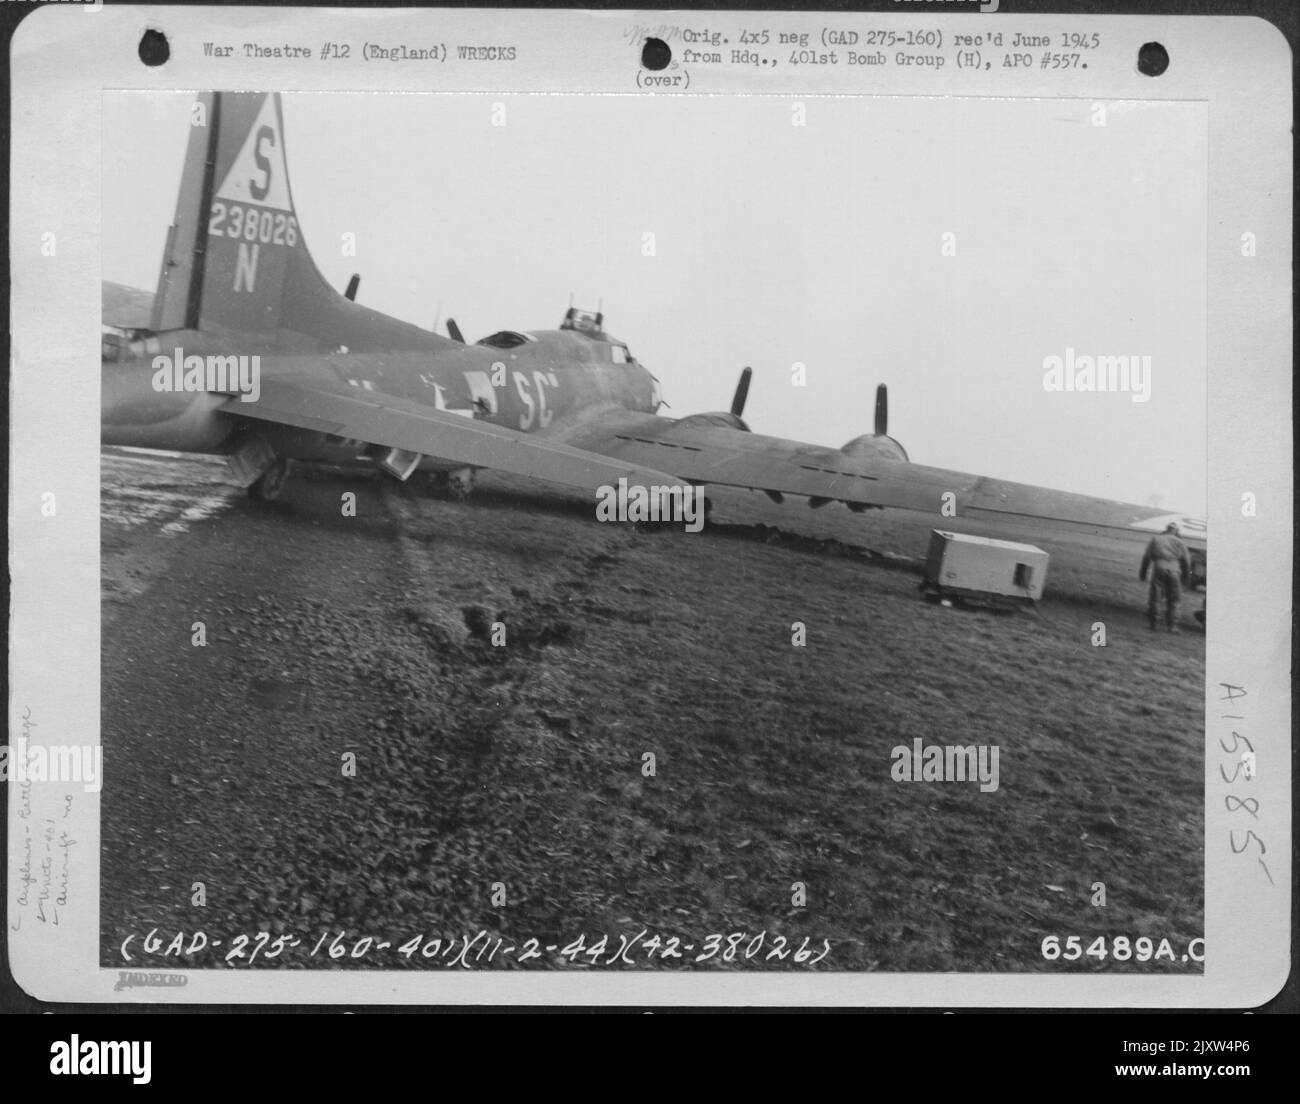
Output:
[152, 93, 313, 339]
[152, 92, 454, 353]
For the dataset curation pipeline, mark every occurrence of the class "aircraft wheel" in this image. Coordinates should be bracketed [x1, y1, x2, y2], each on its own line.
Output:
[249, 458, 289, 502]
[426, 468, 475, 500]
[445, 468, 475, 500]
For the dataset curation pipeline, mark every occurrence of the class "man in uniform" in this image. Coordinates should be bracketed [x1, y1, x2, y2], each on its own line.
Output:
[1139, 522, 1192, 632]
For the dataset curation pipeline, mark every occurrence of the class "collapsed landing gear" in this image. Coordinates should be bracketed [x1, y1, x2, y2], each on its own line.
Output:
[249, 458, 290, 502]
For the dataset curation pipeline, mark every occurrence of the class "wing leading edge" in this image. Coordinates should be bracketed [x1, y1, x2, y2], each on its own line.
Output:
[559, 410, 1207, 545]
[220, 376, 692, 498]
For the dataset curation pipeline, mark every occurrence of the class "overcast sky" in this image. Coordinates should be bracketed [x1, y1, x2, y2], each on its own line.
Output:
[104, 92, 1207, 514]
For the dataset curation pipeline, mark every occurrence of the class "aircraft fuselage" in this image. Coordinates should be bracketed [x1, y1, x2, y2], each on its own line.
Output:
[102, 326, 659, 471]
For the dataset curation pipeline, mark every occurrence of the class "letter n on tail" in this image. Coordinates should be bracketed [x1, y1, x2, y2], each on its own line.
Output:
[235, 242, 259, 292]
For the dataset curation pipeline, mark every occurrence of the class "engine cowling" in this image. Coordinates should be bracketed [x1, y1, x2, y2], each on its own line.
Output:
[673, 367, 754, 432]
[838, 383, 908, 461]
[840, 433, 909, 462]
[674, 411, 750, 432]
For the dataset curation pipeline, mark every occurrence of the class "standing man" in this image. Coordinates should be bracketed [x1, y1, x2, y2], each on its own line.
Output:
[1140, 523, 1191, 632]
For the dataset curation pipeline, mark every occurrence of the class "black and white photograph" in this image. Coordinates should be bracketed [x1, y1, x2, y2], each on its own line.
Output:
[96, 85, 1211, 974]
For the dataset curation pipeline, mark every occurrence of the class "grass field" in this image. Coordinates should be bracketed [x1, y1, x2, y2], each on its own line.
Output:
[101, 463, 1204, 972]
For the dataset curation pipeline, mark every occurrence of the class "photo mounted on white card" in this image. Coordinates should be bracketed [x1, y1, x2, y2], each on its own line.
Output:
[7, 6, 1291, 1006]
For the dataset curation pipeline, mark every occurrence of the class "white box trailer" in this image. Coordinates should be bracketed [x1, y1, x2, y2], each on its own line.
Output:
[922, 530, 1049, 608]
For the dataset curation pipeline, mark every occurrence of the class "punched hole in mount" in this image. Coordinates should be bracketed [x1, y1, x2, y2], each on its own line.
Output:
[139, 28, 170, 66]
[641, 37, 671, 71]
[1137, 41, 1169, 77]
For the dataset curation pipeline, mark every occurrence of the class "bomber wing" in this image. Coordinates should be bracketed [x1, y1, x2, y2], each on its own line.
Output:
[219, 373, 690, 497]
[557, 409, 1206, 546]
[102, 282, 155, 330]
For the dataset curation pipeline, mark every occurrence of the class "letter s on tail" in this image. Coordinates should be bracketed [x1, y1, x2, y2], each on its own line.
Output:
[151, 93, 334, 340]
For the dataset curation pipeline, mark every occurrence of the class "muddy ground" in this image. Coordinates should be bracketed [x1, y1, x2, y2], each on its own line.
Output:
[100, 448, 1204, 973]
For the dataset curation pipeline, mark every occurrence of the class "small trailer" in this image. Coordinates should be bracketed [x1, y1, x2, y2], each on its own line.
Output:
[920, 530, 1049, 610]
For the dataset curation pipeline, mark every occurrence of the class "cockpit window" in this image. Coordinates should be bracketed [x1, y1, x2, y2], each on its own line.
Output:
[610, 344, 631, 364]
[476, 331, 536, 349]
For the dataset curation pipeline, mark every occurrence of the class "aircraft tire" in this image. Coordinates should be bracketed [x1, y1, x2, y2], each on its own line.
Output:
[249, 458, 290, 502]
[445, 468, 475, 500]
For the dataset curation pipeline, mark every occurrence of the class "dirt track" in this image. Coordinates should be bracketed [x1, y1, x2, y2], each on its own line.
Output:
[101, 449, 1205, 972]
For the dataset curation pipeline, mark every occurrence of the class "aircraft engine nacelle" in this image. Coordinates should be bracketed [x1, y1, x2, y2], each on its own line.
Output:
[674, 411, 750, 432]
[670, 368, 755, 433]
[840, 433, 909, 462]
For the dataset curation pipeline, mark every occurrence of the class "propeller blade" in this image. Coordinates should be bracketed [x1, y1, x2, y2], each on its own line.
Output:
[446, 318, 465, 344]
[874, 383, 888, 436]
[730, 367, 753, 418]
[344, 274, 361, 302]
